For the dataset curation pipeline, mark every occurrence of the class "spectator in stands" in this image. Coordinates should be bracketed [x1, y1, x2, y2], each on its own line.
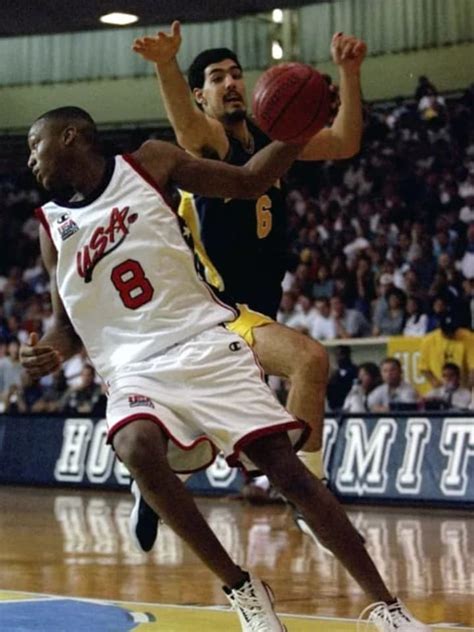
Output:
[276, 291, 297, 327]
[425, 362, 472, 410]
[309, 297, 335, 341]
[326, 345, 358, 411]
[60, 364, 106, 416]
[411, 240, 438, 290]
[403, 296, 429, 337]
[5, 315, 29, 345]
[311, 263, 334, 299]
[369, 357, 418, 412]
[427, 294, 450, 331]
[419, 311, 474, 388]
[354, 255, 376, 318]
[62, 348, 89, 388]
[464, 278, 474, 329]
[330, 294, 370, 338]
[372, 273, 395, 329]
[0, 339, 22, 411]
[459, 168, 474, 200]
[415, 75, 438, 101]
[343, 362, 382, 413]
[418, 91, 446, 124]
[459, 222, 474, 280]
[285, 294, 318, 334]
[459, 195, 474, 224]
[19, 371, 44, 412]
[372, 288, 406, 336]
[31, 368, 68, 413]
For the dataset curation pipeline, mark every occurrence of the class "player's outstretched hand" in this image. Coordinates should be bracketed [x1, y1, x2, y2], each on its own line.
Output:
[20, 332, 62, 379]
[331, 32, 367, 72]
[132, 20, 182, 65]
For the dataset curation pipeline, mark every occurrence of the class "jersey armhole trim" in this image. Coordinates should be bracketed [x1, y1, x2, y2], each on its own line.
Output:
[122, 153, 176, 212]
[35, 207, 53, 242]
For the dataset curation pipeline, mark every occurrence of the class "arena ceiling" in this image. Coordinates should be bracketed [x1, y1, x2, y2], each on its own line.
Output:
[3, 0, 328, 37]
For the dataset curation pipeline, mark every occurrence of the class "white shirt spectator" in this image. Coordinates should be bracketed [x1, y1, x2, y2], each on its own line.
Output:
[368, 381, 418, 410]
[343, 236, 370, 263]
[343, 383, 370, 413]
[286, 307, 320, 333]
[459, 202, 474, 224]
[403, 314, 428, 337]
[459, 249, 474, 280]
[309, 314, 336, 341]
[425, 385, 472, 410]
[62, 354, 87, 388]
[280, 270, 295, 293]
[459, 175, 474, 200]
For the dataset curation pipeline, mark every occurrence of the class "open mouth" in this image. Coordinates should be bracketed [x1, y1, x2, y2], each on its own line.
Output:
[224, 93, 242, 103]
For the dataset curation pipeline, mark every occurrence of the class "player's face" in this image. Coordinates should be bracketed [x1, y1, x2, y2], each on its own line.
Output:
[382, 362, 401, 387]
[442, 368, 459, 388]
[199, 59, 247, 123]
[27, 119, 68, 192]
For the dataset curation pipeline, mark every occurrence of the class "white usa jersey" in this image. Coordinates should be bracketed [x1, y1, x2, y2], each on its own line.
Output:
[37, 154, 236, 383]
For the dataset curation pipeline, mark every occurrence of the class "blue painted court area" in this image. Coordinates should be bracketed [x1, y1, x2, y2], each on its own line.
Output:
[0, 598, 140, 632]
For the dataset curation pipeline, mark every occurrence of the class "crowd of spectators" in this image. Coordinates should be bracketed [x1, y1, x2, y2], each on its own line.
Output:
[281, 77, 474, 341]
[0, 76, 473, 413]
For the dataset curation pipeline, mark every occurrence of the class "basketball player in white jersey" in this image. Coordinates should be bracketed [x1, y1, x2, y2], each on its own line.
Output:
[21, 107, 430, 632]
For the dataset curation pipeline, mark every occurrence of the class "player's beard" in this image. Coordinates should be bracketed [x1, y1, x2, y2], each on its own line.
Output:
[223, 108, 247, 124]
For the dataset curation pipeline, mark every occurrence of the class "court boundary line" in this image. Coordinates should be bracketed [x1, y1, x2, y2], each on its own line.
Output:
[0, 589, 472, 629]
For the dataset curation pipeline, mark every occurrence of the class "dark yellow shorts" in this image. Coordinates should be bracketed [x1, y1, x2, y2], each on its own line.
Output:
[226, 303, 274, 346]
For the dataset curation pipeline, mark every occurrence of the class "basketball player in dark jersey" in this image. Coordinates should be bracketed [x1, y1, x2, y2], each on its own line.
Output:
[131, 23, 366, 545]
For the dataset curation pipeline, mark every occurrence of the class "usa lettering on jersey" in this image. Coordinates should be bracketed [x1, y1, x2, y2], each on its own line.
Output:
[76, 206, 137, 282]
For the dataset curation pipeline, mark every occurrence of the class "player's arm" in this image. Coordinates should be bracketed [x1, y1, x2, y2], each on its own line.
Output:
[20, 226, 82, 379]
[135, 139, 301, 199]
[298, 33, 366, 161]
[132, 21, 228, 158]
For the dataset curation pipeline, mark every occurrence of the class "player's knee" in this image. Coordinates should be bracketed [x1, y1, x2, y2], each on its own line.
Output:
[293, 340, 329, 384]
[112, 420, 166, 473]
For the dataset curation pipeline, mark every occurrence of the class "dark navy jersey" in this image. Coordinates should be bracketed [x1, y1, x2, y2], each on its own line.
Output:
[192, 120, 288, 319]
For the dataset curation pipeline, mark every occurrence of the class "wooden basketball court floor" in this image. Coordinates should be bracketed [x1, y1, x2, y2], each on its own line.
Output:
[0, 486, 472, 631]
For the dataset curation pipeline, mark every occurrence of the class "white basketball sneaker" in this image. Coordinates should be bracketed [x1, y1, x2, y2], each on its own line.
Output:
[358, 598, 431, 631]
[224, 573, 287, 631]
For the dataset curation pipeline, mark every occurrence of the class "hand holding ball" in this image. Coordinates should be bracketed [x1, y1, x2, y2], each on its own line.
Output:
[252, 63, 331, 144]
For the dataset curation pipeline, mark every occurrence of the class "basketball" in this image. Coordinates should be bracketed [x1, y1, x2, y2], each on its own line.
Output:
[252, 62, 330, 144]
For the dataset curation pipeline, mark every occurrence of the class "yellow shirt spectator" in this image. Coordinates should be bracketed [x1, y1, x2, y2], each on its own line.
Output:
[419, 326, 474, 387]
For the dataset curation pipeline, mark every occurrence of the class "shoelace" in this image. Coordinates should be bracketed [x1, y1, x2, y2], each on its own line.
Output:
[357, 600, 411, 631]
[232, 582, 274, 632]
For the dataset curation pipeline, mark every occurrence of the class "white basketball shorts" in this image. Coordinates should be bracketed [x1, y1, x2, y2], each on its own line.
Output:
[106, 325, 307, 473]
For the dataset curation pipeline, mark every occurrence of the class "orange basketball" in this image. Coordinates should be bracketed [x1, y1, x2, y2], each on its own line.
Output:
[252, 62, 330, 144]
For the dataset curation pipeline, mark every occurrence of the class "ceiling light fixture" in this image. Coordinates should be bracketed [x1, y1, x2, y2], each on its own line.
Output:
[99, 12, 139, 26]
[271, 40, 284, 60]
[272, 9, 283, 23]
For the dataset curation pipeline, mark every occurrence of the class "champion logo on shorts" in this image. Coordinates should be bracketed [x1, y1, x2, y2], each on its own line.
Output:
[229, 341, 242, 352]
[128, 394, 155, 408]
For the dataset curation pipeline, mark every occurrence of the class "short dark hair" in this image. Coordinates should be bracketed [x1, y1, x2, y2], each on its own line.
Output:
[358, 362, 381, 383]
[35, 106, 98, 147]
[439, 311, 459, 335]
[188, 48, 242, 91]
[442, 362, 460, 377]
[381, 357, 402, 371]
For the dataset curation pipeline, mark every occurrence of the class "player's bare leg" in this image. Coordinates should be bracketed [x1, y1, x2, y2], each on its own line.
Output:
[244, 431, 432, 629]
[252, 322, 328, 456]
[243, 430, 393, 603]
[114, 419, 245, 587]
[116, 418, 288, 630]
[251, 321, 328, 511]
